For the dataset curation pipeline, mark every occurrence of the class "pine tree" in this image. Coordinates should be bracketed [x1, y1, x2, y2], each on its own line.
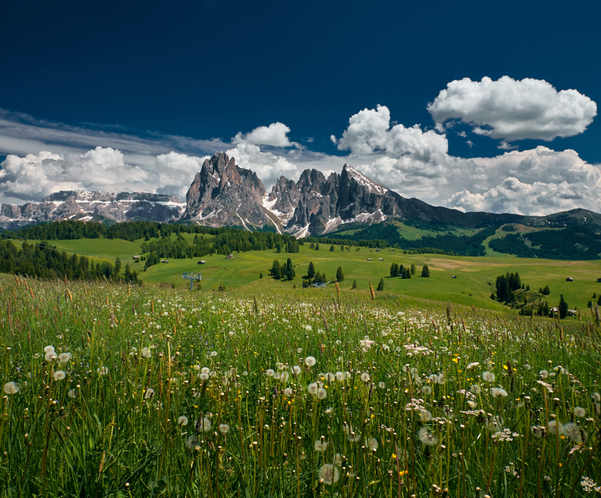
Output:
[307, 262, 315, 280]
[559, 294, 568, 319]
[352, 279, 357, 289]
[336, 266, 344, 282]
[390, 263, 399, 277]
[410, 263, 416, 275]
[377, 278, 384, 291]
[421, 264, 430, 277]
[329, 245, 335, 252]
[284, 258, 295, 280]
[270, 260, 281, 279]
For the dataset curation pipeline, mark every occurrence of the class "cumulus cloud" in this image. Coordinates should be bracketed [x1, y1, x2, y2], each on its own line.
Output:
[334, 105, 448, 161]
[428, 76, 597, 142]
[0, 147, 210, 203]
[226, 141, 299, 187]
[1, 102, 601, 216]
[446, 147, 601, 214]
[234, 122, 293, 147]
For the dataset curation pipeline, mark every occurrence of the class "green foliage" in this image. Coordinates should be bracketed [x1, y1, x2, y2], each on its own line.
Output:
[559, 294, 569, 319]
[0, 240, 139, 283]
[336, 266, 344, 282]
[376, 278, 384, 291]
[489, 226, 601, 260]
[421, 264, 430, 278]
[495, 272, 522, 303]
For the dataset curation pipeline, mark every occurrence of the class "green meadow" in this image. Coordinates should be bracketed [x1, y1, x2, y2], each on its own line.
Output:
[34, 236, 601, 313]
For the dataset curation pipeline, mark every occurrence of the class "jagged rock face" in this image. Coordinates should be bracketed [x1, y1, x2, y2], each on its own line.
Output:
[282, 165, 392, 236]
[0, 191, 184, 228]
[182, 152, 269, 229]
[263, 176, 299, 224]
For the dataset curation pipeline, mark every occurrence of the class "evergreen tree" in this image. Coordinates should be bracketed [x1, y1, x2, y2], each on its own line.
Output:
[421, 264, 430, 277]
[377, 278, 384, 291]
[390, 263, 399, 277]
[329, 245, 335, 252]
[307, 262, 316, 280]
[410, 263, 416, 275]
[352, 279, 357, 289]
[336, 266, 344, 282]
[270, 260, 281, 279]
[559, 294, 568, 319]
[283, 258, 295, 280]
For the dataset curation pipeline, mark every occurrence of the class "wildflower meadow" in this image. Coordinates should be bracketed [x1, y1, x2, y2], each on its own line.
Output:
[0, 275, 600, 496]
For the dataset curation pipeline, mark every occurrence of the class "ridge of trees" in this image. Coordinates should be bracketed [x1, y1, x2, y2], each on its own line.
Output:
[0, 240, 140, 283]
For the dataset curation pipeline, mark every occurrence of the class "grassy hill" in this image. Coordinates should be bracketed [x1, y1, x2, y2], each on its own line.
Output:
[20, 235, 601, 313]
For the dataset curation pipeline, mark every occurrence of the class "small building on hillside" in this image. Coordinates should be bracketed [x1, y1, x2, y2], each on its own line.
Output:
[160, 259, 169, 264]
[132, 255, 141, 262]
[197, 260, 206, 264]
[566, 276, 575, 282]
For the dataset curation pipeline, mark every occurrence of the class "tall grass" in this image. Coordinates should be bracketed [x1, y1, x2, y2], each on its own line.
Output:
[0, 275, 599, 496]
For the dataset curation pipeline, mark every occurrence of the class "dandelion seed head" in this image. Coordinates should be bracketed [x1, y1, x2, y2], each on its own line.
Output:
[53, 370, 66, 381]
[318, 464, 340, 485]
[3, 381, 19, 394]
[418, 427, 438, 446]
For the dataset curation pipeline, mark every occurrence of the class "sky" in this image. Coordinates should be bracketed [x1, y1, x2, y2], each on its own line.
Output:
[1, 0, 601, 215]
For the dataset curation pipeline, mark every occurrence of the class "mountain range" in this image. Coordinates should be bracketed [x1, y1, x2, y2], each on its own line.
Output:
[2, 152, 601, 258]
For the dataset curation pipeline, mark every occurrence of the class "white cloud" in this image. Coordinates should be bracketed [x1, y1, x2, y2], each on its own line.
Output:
[334, 105, 448, 161]
[0, 147, 210, 203]
[234, 122, 293, 147]
[428, 76, 597, 142]
[226, 142, 299, 187]
[1, 103, 601, 217]
[446, 147, 601, 214]
[153, 152, 207, 197]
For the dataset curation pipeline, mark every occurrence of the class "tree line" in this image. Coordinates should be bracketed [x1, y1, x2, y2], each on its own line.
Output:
[0, 240, 140, 283]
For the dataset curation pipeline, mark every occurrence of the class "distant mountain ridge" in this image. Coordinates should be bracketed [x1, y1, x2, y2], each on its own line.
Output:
[0, 191, 184, 228]
[2, 152, 601, 258]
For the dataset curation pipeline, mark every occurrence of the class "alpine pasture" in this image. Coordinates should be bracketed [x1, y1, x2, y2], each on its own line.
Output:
[0, 236, 600, 496]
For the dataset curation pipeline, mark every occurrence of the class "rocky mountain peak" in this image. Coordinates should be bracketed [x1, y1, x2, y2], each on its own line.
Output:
[182, 153, 271, 230]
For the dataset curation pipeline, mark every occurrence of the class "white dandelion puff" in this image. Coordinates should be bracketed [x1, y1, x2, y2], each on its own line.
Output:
[418, 427, 438, 446]
[53, 370, 66, 381]
[318, 464, 340, 485]
[3, 381, 19, 394]
[482, 371, 495, 383]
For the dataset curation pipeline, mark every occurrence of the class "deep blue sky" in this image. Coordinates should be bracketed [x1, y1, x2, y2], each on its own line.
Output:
[1, 0, 600, 160]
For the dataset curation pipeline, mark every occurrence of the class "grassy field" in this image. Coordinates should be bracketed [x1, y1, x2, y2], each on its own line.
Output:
[0, 275, 599, 496]
[22, 236, 601, 313]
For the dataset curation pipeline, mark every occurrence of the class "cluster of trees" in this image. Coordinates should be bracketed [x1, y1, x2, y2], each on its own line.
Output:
[270, 258, 295, 281]
[494, 272, 524, 303]
[389, 263, 430, 278]
[494, 271, 575, 319]
[141, 230, 301, 269]
[305, 236, 389, 249]
[390, 263, 413, 278]
[301, 262, 329, 287]
[0, 240, 139, 283]
[4, 220, 222, 241]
